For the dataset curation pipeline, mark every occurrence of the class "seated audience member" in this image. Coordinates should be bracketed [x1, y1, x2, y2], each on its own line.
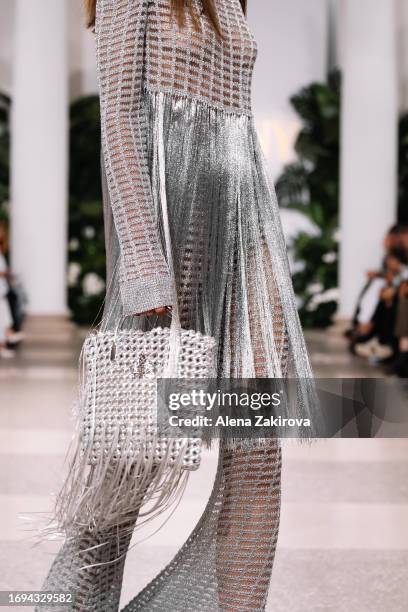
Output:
[354, 248, 408, 361]
[0, 229, 14, 358]
[394, 280, 408, 377]
[347, 225, 402, 345]
[398, 225, 408, 257]
[0, 222, 24, 356]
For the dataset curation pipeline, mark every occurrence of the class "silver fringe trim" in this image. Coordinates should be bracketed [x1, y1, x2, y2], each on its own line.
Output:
[33, 90, 316, 610]
[102, 88, 319, 441]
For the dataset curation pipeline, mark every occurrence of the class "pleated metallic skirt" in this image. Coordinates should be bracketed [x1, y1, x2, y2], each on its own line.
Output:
[102, 88, 315, 437]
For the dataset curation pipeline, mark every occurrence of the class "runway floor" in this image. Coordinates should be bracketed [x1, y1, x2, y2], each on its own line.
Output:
[0, 320, 407, 611]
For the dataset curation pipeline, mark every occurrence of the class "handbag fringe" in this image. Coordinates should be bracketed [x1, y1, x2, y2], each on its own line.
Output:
[37, 343, 195, 545]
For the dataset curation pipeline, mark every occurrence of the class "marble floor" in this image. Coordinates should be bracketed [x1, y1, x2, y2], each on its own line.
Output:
[0, 319, 407, 611]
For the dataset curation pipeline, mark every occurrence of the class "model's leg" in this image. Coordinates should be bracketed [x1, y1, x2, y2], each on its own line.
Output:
[118, 252, 284, 611]
[37, 519, 136, 612]
[214, 242, 285, 611]
[216, 441, 282, 611]
[36, 461, 154, 612]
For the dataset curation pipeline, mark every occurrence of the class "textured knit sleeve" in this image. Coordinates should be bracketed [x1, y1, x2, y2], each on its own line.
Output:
[95, 0, 174, 315]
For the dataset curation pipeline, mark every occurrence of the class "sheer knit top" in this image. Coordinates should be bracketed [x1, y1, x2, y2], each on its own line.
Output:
[96, 0, 258, 315]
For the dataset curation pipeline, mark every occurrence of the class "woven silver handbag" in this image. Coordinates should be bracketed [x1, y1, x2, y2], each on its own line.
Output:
[81, 323, 216, 470]
[54, 317, 216, 535]
[53, 96, 216, 535]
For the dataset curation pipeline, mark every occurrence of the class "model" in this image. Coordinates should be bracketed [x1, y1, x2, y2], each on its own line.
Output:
[37, 0, 314, 610]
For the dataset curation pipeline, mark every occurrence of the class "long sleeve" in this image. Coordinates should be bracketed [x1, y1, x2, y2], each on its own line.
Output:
[96, 0, 174, 315]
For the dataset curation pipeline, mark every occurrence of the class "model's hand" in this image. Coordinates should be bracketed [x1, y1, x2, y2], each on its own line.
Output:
[137, 306, 172, 317]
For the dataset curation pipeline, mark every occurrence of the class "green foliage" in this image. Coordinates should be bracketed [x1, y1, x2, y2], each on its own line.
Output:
[67, 96, 106, 325]
[276, 70, 341, 328]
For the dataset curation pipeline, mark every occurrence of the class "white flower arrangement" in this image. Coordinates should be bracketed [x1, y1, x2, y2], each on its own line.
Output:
[83, 273, 105, 297]
[306, 287, 340, 311]
[69, 238, 80, 251]
[322, 251, 337, 264]
[332, 229, 341, 243]
[68, 262, 81, 287]
[291, 260, 306, 274]
[84, 226, 96, 239]
[306, 282, 324, 295]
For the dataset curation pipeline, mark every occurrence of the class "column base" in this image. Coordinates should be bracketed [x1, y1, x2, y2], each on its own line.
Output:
[23, 315, 77, 344]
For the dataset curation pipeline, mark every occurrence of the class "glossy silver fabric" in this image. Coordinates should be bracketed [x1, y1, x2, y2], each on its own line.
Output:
[123, 440, 282, 611]
[104, 89, 314, 391]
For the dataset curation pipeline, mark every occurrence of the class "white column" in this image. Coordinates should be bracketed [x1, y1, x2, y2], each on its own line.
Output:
[250, 0, 328, 179]
[11, 0, 68, 315]
[327, 0, 338, 71]
[338, 0, 398, 318]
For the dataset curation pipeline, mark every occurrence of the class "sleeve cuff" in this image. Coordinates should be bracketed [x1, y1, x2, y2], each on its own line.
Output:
[120, 275, 175, 316]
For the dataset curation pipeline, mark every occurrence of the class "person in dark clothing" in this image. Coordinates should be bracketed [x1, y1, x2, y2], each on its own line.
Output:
[346, 225, 403, 347]
[354, 248, 408, 361]
[393, 280, 408, 376]
[0, 221, 25, 347]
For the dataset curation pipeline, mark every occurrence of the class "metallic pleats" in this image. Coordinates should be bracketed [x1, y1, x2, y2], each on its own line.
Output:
[104, 89, 316, 426]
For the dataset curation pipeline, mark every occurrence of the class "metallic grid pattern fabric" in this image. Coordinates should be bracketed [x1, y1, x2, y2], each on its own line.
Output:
[144, 0, 258, 114]
[96, 0, 257, 315]
[37, 1, 315, 610]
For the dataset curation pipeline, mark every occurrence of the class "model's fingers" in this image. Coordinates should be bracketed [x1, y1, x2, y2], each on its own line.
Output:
[136, 306, 172, 316]
[154, 307, 168, 315]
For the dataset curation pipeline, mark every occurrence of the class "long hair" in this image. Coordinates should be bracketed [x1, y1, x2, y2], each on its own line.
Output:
[85, 0, 247, 36]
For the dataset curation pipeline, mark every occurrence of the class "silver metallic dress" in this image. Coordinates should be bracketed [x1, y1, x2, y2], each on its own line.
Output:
[38, 0, 314, 610]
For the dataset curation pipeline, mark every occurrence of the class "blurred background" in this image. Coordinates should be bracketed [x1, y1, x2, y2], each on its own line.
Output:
[0, 1, 408, 610]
